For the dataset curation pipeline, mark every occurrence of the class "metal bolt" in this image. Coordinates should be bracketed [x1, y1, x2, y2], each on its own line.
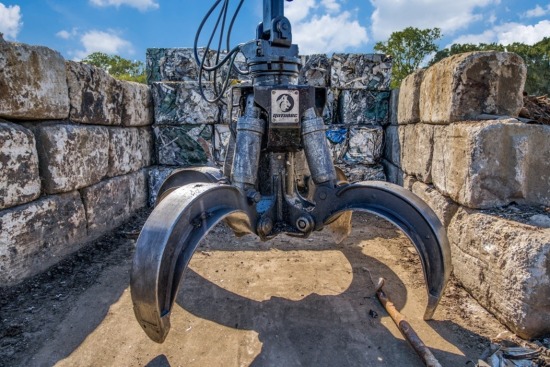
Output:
[257, 217, 273, 237]
[296, 215, 314, 233]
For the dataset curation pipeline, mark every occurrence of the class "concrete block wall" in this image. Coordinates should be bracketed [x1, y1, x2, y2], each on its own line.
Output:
[0, 38, 154, 286]
[383, 51, 550, 339]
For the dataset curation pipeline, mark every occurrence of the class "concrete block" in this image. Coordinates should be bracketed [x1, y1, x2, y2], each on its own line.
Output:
[151, 81, 220, 125]
[33, 124, 109, 194]
[154, 125, 213, 166]
[383, 125, 400, 166]
[0, 191, 87, 286]
[0, 40, 69, 120]
[0, 121, 41, 210]
[147, 166, 176, 207]
[66, 61, 123, 125]
[81, 171, 146, 238]
[431, 120, 550, 209]
[343, 126, 384, 165]
[420, 52, 526, 124]
[338, 90, 390, 126]
[330, 53, 392, 90]
[410, 181, 459, 228]
[399, 124, 434, 183]
[299, 54, 331, 87]
[381, 159, 404, 186]
[121, 81, 153, 126]
[107, 127, 153, 177]
[448, 207, 550, 338]
[389, 88, 399, 125]
[398, 69, 424, 124]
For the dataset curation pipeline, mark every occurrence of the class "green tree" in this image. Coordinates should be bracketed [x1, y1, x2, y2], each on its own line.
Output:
[82, 52, 146, 84]
[374, 27, 442, 89]
[430, 38, 550, 95]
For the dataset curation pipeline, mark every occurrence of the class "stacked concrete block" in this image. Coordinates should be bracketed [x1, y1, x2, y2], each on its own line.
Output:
[0, 39, 154, 286]
[383, 50, 550, 338]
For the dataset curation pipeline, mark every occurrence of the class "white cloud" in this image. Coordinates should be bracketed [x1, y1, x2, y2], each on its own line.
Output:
[285, 0, 368, 54]
[89, 0, 159, 12]
[74, 30, 134, 59]
[0, 3, 23, 40]
[451, 20, 550, 46]
[56, 28, 78, 40]
[523, 4, 550, 18]
[370, 0, 499, 41]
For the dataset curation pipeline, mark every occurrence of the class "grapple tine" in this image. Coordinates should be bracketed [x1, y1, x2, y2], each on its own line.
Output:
[130, 183, 255, 343]
[155, 167, 223, 206]
[319, 181, 452, 320]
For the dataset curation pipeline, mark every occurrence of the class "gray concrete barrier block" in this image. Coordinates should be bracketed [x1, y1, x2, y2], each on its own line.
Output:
[154, 125, 213, 166]
[343, 126, 384, 165]
[398, 69, 424, 124]
[66, 61, 123, 125]
[383, 125, 400, 167]
[338, 90, 390, 126]
[0, 121, 41, 210]
[33, 124, 109, 194]
[410, 181, 459, 228]
[448, 207, 550, 339]
[151, 81, 220, 125]
[147, 166, 176, 207]
[420, 52, 526, 124]
[399, 123, 434, 183]
[0, 191, 87, 286]
[0, 40, 69, 120]
[330, 53, 392, 90]
[81, 171, 146, 238]
[432, 120, 550, 209]
[299, 54, 331, 87]
[121, 81, 153, 127]
[107, 127, 153, 177]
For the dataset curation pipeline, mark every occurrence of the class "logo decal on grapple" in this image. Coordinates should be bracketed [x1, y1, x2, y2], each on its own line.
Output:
[271, 90, 300, 123]
[276, 93, 294, 112]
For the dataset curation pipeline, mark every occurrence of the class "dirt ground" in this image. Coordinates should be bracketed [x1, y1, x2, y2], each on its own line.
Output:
[0, 209, 513, 367]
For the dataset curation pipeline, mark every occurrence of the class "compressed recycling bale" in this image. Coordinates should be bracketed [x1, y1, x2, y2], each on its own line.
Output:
[33, 123, 109, 194]
[338, 90, 390, 125]
[66, 61, 123, 125]
[420, 51, 526, 124]
[448, 207, 550, 338]
[410, 180, 459, 228]
[0, 121, 41, 210]
[299, 54, 331, 87]
[389, 88, 399, 125]
[381, 159, 404, 186]
[326, 126, 348, 163]
[107, 127, 153, 177]
[330, 53, 392, 90]
[322, 88, 337, 125]
[431, 119, 550, 209]
[121, 80, 153, 126]
[151, 81, 220, 125]
[383, 125, 400, 167]
[214, 124, 231, 166]
[147, 166, 176, 207]
[398, 69, 424, 124]
[146, 48, 206, 83]
[0, 191, 87, 286]
[80, 171, 147, 238]
[339, 164, 386, 182]
[154, 125, 213, 166]
[343, 126, 384, 165]
[0, 38, 70, 120]
[399, 123, 434, 183]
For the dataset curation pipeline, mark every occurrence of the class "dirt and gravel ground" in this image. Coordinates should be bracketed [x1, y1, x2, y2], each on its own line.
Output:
[0, 209, 512, 367]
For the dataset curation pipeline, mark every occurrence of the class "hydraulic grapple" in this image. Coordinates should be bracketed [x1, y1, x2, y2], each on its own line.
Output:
[131, 0, 452, 343]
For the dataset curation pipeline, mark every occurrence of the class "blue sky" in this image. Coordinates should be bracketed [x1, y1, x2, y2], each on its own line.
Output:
[0, 0, 548, 63]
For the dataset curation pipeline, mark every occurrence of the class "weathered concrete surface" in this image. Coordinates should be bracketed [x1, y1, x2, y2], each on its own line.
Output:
[33, 124, 109, 194]
[0, 191, 86, 286]
[383, 125, 400, 167]
[0, 121, 41, 210]
[338, 90, 390, 126]
[448, 207, 550, 339]
[147, 166, 176, 207]
[151, 82, 219, 125]
[399, 123, 434, 183]
[80, 170, 147, 238]
[410, 181, 459, 228]
[66, 61, 123, 125]
[154, 125, 213, 166]
[121, 81, 153, 127]
[0, 39, 69, 120]
[331, 53, 392, 90]
[299, 54, 331, 87]
[431, 120, 550, 209]
[107, 127, 153, 177]
[419, 52, 526, 124]
[343, 126, 384, 165]
[398, 69, 424, 124]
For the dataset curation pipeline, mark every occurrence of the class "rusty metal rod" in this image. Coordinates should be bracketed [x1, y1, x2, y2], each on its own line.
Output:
[375, 278, 442, 367]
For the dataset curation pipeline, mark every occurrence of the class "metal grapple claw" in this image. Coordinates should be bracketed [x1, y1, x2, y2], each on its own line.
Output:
[155, 167, 224, 206]
[130, 183, 256, 343]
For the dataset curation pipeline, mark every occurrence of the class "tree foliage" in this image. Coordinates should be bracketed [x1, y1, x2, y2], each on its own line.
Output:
[374, 27, 442, 89]
[81, 52, 146, 84]
[430, 38, 549, 95]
